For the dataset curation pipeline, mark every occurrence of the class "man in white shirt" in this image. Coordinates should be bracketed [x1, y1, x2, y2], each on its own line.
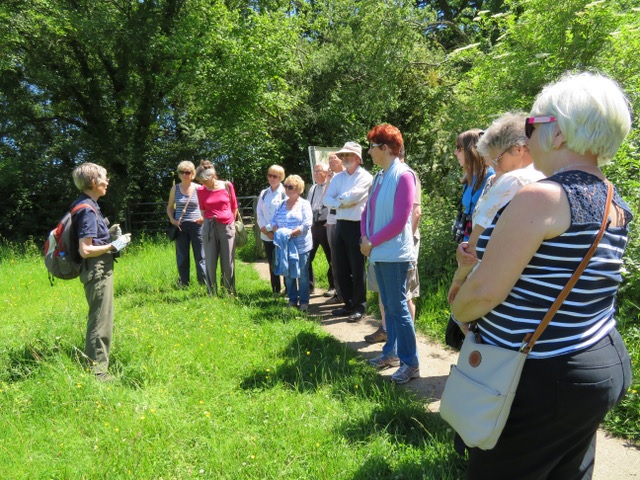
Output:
[323, 142, 373, 322]
[324, 153, 345, 304]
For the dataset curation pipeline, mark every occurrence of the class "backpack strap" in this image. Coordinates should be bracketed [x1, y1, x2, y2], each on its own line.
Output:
[70, 202, 96, 216]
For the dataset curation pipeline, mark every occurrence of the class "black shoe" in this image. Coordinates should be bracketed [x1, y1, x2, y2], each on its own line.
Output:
[347, 312, 364, 323]
[331, 307, 351, 316]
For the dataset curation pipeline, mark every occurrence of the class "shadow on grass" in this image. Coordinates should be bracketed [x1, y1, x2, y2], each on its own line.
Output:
[0, 338, 61, 382]
[0, 336, 148, 390]
[239, 329, 454, 436]
[351, 452, 466, 480]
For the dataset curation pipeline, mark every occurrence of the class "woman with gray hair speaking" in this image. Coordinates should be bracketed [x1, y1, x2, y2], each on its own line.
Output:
[451, 72, 633, 478]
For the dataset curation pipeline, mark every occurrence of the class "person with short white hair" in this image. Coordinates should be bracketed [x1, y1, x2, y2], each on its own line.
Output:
[323, 153, 345, 304]
[257, 164, 287, 295]
[323, 141, 373, 322]
[307, 162, 335, 296]
[451, 72, 633, 479]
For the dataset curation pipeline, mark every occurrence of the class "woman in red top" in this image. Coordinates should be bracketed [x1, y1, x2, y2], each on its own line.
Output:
[196, 160, 238, 295]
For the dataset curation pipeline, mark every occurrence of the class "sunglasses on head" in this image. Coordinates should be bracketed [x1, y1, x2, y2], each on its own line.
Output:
[525, 116, 556, 139]
[283, 184, 295, 190]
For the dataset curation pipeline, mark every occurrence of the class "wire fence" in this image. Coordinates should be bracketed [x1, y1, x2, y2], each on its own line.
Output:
[126, 196, 257, 236]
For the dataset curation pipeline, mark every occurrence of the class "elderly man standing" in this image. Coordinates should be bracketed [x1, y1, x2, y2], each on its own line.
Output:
[324, 142, 373, 322]
[323, 153, 345, 303]
[307, 163, 335, 296]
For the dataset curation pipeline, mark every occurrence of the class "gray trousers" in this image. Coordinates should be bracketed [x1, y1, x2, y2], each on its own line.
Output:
[80, 254, 114, 374]
[203, 219, 236, 295]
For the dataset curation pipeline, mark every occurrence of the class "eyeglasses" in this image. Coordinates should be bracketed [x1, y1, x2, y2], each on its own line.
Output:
[491, 147, 512, 166]
[455, 146, 463, 153]
[369, 143, 383, 150]
[283, 184, 295, 190]
[179, 170, 192, 175]
[525, 116, 556, 139]
[267, 173, 279, 179]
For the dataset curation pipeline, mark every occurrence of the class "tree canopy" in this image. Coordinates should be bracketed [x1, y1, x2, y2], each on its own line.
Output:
[1, 0, 638, 241]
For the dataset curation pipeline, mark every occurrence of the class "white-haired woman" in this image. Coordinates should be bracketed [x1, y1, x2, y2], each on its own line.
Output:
[166, 161, 206, 288]
[196, 160, 238, 296]
[256, 164, 286, 295]
[271, 175, 313, 311]
[451, 73, 633, 478]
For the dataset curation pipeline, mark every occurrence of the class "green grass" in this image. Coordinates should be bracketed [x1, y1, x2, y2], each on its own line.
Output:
[0, 236, 466, 479]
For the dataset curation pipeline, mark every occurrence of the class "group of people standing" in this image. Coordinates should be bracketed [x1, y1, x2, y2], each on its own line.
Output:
[256, 124, 423, 385]
[445, 73, 633, 479]
[166, 159, 239, 296]
[69, 71, 633, 480]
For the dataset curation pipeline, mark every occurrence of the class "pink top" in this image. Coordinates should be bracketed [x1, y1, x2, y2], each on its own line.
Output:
[197, 182, 238, 225]
[360, 172, 414, 246]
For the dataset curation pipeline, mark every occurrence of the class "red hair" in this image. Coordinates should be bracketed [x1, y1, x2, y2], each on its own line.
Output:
[367, 124, 403, 156]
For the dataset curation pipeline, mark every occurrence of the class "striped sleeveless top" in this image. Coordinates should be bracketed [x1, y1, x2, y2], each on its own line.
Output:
[173, 184, 201, 222]
[475, 171, 633, 359]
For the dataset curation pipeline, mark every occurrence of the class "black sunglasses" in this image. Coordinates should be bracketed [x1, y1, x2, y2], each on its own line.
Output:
[525, 116, 556, 139]
[179, 170, 192, 175]
[283, 184, 295, 190]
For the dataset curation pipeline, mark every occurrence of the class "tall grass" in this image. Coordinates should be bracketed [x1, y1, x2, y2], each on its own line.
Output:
[0, 236, 466, 479]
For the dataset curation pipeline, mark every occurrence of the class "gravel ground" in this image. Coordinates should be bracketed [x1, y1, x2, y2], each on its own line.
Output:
[252, 260, 640, 479]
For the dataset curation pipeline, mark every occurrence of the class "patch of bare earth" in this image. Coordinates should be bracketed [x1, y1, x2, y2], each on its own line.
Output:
[251, 260, 639, 479]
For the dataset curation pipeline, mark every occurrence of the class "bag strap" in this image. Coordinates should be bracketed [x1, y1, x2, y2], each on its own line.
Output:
[177, 187, 195, 223]
[71, 202, 96, 216]
[223, 181, 241, 221]
[521, 182, 613, 354]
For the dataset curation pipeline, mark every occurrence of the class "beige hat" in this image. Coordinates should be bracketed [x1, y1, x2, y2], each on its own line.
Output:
[335, 141, 362, 161]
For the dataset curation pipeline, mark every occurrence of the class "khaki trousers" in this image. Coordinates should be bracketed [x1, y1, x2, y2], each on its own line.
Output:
[80, 254, 114, 374]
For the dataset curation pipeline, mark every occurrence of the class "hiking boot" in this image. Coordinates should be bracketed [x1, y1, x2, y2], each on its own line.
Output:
[365, 327, 387, 344]
[369, 355, 400, 369]
[391, 364, 420, 384]
[95, 372, 117, 383]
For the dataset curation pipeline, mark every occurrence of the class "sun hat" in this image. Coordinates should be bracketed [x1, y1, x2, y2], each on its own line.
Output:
[335, 141, 362, 161]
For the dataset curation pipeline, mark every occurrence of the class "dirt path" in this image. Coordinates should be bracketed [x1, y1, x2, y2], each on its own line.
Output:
[251, 260, 640, 479]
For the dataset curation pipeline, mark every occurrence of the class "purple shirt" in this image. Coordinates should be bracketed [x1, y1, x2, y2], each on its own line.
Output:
[360, 171, 415, 246]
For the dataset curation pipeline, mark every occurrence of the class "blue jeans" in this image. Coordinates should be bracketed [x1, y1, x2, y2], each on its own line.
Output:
[375, 261, 419, 368]
[286, 251, 310, 305]
[175, 221, 207, 286]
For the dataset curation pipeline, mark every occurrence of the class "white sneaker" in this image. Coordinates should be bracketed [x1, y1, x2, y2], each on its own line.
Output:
[391, 364, 420, 384]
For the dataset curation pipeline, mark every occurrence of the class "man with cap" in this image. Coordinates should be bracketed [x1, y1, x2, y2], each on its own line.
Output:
[323, 141, 373, 322]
